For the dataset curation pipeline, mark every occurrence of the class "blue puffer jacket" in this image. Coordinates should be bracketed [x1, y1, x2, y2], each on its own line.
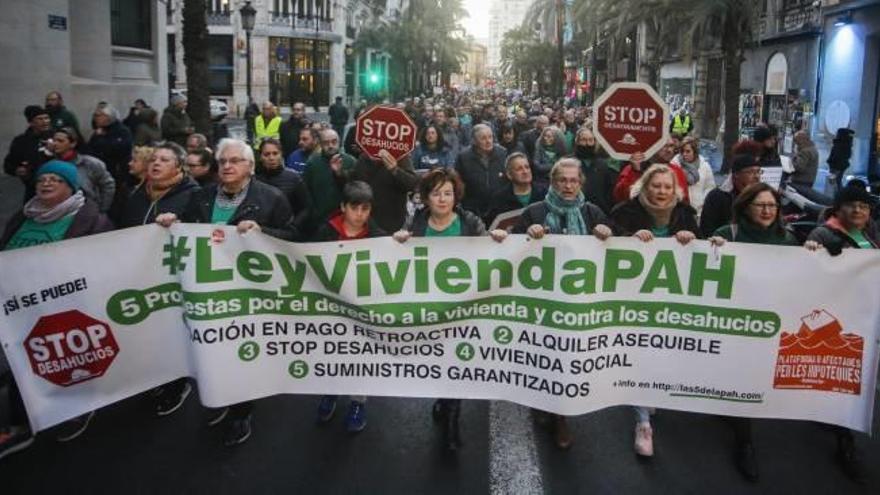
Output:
[412, 144, 454, 171]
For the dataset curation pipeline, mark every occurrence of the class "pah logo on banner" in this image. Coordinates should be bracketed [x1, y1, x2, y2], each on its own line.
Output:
[25, 310, 120, 387]
[774, 309, 864, 395]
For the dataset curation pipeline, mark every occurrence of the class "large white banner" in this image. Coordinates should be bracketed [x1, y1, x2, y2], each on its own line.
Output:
[1, 224, 879, 433]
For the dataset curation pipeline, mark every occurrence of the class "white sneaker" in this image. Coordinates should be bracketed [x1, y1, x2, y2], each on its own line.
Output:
[634, 422, 654, 457]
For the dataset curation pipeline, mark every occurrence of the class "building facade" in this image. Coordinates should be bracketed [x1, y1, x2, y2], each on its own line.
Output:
[451, 42, 488, 89]
[0, 0, 168, 159]
[167, 0, 348, 115]
[487, 0, 531, 73]
[814, 0, 880, 179]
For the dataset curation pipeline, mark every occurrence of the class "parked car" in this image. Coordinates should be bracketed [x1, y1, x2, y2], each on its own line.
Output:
[170, 89, 228, 121]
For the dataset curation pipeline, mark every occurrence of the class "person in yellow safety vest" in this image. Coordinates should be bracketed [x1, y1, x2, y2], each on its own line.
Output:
[254, 101, 282, 151]
[670, 108, 693, 136]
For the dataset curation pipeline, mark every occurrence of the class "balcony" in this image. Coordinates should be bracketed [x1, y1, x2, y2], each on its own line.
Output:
[207, 8, 231, 26]
[269, 12, 333, 32]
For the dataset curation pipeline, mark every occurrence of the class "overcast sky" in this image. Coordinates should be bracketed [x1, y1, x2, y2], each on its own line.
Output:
[462, 0, 490, 39]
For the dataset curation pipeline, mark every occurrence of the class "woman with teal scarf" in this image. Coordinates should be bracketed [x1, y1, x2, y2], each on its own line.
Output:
[513, 158, 613, 449]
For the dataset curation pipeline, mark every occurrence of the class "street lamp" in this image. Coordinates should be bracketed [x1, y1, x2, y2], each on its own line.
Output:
[239, 1, 256, 106]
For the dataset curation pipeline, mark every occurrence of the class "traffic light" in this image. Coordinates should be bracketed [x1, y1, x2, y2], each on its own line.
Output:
[367, 71, 382, 88]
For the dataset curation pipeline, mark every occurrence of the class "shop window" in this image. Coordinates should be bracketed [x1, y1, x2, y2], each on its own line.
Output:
[269, 37, 331, 106]
[111, 0, 152, 50]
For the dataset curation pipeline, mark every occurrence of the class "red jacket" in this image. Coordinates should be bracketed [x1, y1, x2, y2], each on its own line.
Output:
[612, 162, 691, 205]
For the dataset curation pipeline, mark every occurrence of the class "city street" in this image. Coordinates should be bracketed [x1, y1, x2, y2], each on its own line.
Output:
[2, 389, 878, 493]
[2, 1, 880, 493]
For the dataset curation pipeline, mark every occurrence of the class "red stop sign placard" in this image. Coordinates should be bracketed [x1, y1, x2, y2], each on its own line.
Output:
[25, 310, 119, 387]
[355, 106, 418, 161]
[593, 82, 669, 161]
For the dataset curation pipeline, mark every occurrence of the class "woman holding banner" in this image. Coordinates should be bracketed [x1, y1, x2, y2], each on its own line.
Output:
[610, 163, 699, 459]
[513, 157, 614, 450]
[0, 160, 113, 459]
[393, 167, 507, 452]
[708, 183, 797, 482]
[799, 182, 874, 484]
[156, 138, 295, 447]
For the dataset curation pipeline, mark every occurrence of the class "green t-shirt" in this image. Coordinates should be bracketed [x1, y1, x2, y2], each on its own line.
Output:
[4, 215, 76, 251]
[211, 203, 237, 224]
[515, 193, 531, 207]
[426, 215, 462, 237]
[651, 225, 671, 238]
[849, 229, 873, 249]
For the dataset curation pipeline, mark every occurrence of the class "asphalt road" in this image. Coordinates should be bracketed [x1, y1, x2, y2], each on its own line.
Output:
[1, 386, 879, 494]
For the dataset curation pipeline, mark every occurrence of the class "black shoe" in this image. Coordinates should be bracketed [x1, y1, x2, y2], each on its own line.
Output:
[442, 404, 461, 452]
[223, 414, 252, 447]
[0, 426, 34, 460]
[735, 442, 759, 482]
[56, 411, 96, 442]
[432, 399, 446, 423]
[156, 382, 192, 417]
[836, 435, 866, 484]
[206, 407, 229, 427]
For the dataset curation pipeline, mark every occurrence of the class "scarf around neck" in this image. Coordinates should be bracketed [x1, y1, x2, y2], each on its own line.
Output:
[638, 191, 676, 228]
[544, 188, 587, 235]
[677, 154, 700, 185]
[23, 190, 85, 223]
[147, 171, 184, 202]
[216, 179, 251, 211]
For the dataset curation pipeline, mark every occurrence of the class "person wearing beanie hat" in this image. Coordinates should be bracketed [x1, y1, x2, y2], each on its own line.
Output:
[752, 126, 772, 144]
[3, 105, 53, 203]
[35, 160, 79, 191]
[801, 181, 876, 484]
[0, 157, 113, 460]
[699, 153, 763, 237]
[24, 105, 49, 122]
[807, 181, 878, 255]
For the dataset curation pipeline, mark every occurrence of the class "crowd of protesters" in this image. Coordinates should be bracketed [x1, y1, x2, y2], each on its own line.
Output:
[0, 89, 868, 484]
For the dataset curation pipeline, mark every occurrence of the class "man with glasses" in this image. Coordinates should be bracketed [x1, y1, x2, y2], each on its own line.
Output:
[303, 129, 356, 234]
[699, 154, 763, 237]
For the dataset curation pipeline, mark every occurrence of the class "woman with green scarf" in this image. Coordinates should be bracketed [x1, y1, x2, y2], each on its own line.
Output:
[513, 158, 613, 449]
[707, 182, 796, 482]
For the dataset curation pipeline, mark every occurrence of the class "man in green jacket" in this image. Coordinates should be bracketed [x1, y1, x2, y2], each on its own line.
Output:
[303, 128, 356, 235]
[161, 94, 194, 147]
[45, 91, 81, 140]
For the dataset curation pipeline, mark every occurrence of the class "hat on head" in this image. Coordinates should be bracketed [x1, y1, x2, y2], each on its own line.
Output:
[24, 105, 48, 122]
[753, 127, 772, 143]
[170, 94, 187, 105]
[35, 160, 79, 191]
[731, 153, 759, 173]
[835, 181, 873, 209]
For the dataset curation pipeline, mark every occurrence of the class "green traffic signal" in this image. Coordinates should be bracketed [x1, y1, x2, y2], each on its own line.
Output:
[368, 72, 381, 85]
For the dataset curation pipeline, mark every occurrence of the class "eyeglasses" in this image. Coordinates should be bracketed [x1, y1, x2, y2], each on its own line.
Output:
[739, 168, 763, 177]
[842, 202, 871, 212]
[36, 176, 65, 185]
[218, 157, 248, 166]
[554, 178, 580, 186]
[749, 202, 778, 211]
